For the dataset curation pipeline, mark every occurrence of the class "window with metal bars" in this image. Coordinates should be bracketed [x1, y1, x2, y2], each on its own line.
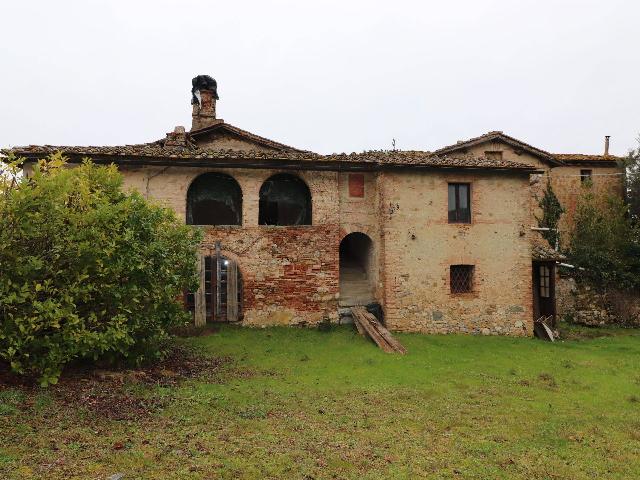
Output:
[448, 183, 471, 223]
[450, 265, 474, 293]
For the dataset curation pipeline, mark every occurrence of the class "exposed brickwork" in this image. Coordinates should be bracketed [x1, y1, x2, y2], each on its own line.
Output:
[549, 165, 624, 243]
[348, 174, 365, 198]
[460, 141, 625, 248]
[117, 159, 534, 334]
[121, 163, 340, 326]
[200, 226, 340, 326]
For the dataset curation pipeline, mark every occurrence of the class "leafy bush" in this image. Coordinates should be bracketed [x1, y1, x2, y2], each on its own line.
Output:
[0, 154, 202, 385]
[623, 136, 640, 224]
[568, 190, 640, 291]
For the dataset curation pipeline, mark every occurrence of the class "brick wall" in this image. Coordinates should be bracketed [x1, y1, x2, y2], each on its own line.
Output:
[463, 142, 625, 248]
[377, 170, 533, 336]
[549, 165, 624, 244]
[121, 165, 340, 326]
[119, 163, 534, 335]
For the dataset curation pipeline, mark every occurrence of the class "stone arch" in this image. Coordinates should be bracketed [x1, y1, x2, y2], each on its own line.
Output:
[186, 172, 242, 226]
[339, 232, 374, 307]
[258, 173, 312, 225]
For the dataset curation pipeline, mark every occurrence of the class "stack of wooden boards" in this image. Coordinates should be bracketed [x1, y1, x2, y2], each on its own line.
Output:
[351, 306, 407, 354]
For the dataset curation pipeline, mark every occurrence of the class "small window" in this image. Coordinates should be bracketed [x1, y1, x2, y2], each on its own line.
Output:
[348, 174, 365, 198]
[580, 169, 592, 185]
[448, 183, 471, 223]
[485, 151, 503, 161]
[450, 265, 474, 293]
[539, 265, 550, 298]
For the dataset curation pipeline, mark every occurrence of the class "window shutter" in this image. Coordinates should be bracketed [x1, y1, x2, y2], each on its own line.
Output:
[227, 259, 239, 322]
[194, 252, 207, 326]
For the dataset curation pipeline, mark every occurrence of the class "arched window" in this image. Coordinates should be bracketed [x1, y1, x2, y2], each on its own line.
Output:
[259, 173, 312, 226]
[186, 173, 242, 226]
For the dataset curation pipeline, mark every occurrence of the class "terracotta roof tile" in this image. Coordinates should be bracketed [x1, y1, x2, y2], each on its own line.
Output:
[4, 144, 536, 171]
[321, 150, 534, 169]
[553, 153, 622, 165]
[435, 131, 560, 165]
[189, 121, 307, 152]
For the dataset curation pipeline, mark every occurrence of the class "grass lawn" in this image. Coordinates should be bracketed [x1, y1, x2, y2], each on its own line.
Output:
[2, 323, 640, 479]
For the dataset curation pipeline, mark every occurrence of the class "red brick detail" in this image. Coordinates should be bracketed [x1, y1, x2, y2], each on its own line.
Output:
[201, 225, 340, 320]
[348, 174, 365, 198]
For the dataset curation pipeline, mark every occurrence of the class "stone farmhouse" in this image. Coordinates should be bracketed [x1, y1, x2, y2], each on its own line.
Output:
[10, 77, 624, 336]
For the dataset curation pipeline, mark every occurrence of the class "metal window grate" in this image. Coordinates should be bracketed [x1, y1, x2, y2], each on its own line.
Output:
[450, 265, 474, 293]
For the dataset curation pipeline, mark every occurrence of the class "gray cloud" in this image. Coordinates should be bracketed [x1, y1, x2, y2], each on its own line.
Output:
[1, 0, 638, 155]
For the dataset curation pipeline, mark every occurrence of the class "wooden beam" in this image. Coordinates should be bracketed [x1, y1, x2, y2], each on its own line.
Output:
[351, 306, 406, 354]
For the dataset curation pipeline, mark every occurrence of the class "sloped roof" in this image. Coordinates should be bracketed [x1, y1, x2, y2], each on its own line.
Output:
[435, 131, 562, 166]
[532, 239, 566, 262]
[4, 144, 536, 172]
[189, 121, 306, 152]
[553, 153, 622, 167]
[321, 150, 535, 169]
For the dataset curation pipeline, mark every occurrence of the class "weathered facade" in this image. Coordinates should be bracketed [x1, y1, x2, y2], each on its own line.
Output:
[435, 131, 625, 245]
[9, 78, 625, 336]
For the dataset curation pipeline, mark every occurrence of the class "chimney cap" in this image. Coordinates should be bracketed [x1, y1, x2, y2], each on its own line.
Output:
[191, 75, 219, 105]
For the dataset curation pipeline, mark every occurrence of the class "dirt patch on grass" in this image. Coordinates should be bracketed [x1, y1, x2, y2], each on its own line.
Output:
[0, 345, 229, 420]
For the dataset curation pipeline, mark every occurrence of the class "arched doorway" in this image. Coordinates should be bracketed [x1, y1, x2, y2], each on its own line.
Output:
[339, 232, 374, 306]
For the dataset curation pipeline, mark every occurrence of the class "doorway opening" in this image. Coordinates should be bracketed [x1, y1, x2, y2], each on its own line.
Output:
[339, 232, 374, 307]
[532, 261, 556, 327]
[186, 253, 243, 323]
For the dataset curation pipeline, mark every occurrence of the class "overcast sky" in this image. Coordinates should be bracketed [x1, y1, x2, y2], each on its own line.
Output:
[1, 0, 639, 156]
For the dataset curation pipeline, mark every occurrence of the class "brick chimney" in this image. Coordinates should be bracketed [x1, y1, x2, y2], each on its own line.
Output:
[191, 75, 221, 131]
[192, 90, 217, 130]
[164, 126, 187, 147]
[604, 135, 610, 156]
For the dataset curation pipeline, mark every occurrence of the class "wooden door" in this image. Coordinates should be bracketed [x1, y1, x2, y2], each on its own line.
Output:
[532, 262, 556, 326]
[189, 250, 241, 324]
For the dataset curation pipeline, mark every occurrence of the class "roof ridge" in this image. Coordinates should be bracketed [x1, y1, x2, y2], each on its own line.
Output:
[189, 121, 310, 153]
[434, 131, 561, 166]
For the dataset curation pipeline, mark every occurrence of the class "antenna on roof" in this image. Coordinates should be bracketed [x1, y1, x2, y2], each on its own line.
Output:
[392, 138, 397, 151]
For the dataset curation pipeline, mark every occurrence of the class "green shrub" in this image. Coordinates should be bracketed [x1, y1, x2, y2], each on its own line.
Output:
[568, 190, 640, 291]
[0, 154, 202, 385]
